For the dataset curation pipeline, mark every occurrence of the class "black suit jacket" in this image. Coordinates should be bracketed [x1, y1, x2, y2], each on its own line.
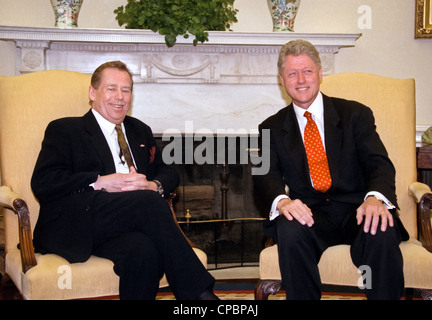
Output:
[31, 110, 179, 262]
[253, 94, 408, 240]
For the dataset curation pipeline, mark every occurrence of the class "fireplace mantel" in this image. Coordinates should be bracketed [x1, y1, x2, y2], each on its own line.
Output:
[0, 26, 361, 134]
[0, 25, 359, 48]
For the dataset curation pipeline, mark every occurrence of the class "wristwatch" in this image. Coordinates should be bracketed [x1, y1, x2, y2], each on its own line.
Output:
[153, 179, 164, 197]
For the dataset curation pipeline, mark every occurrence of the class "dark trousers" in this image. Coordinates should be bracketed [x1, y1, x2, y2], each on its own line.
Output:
[90, 190, 214, 300]
[275, 201, 404, 300]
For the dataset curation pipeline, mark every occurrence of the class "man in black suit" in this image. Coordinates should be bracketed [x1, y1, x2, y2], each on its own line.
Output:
[31, 61, 218, 300]
[253, 40, 409, 300]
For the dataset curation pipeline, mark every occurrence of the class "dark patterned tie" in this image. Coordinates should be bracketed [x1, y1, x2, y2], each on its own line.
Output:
[303, 111, 332, 192]
[115, 124, 135, 170]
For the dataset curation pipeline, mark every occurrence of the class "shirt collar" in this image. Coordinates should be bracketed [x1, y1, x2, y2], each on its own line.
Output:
[293, 92, 324, 122]
[91, 109, 122, 135]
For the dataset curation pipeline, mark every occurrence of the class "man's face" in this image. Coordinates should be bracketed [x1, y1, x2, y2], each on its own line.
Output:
[279, 54, 323, 110]
[89, 68, 132, 124]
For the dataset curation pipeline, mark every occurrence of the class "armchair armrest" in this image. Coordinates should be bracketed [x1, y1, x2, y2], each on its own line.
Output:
[409, 182, 432, 203]
[409, 182, 432, 252]
[0, 186, 37, 273]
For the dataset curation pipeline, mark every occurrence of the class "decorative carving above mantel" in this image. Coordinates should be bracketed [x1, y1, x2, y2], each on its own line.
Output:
[0, 26, 361, 134]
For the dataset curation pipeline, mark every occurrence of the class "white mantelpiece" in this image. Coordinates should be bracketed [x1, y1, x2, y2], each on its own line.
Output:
[0, 26, 360, 134]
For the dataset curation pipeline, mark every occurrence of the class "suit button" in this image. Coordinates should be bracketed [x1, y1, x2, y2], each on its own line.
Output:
[85, 206, 90, 212]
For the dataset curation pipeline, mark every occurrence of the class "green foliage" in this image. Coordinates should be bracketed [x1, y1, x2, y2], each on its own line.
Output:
[114, 0, 238, 47]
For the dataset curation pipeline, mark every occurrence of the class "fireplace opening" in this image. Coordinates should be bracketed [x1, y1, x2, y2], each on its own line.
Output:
[156, 136, 267, 269]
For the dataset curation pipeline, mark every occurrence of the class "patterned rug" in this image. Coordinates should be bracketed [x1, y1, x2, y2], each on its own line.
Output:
[156, 290, 367, 300]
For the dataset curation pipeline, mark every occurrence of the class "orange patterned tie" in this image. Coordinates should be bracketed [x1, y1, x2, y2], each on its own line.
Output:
[303, 111, 332, 192]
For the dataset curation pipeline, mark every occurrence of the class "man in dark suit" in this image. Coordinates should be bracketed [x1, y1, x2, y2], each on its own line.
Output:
[31, 61, 218, 300]
[253, 40, 409, 300]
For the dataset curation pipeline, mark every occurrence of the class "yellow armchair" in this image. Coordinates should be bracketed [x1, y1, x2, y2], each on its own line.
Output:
[255, 73, 432, 300]
[0, 70, 207, 299]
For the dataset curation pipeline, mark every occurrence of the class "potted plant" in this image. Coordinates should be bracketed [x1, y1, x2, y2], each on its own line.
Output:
[114, 0, 238, 47]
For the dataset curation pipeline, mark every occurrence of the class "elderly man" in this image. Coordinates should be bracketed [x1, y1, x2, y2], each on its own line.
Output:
[31, 61, 218, 300]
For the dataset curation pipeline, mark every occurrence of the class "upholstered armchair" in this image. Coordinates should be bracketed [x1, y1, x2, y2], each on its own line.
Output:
[255, 73, 432, 300]
[0, 70, 207, 299]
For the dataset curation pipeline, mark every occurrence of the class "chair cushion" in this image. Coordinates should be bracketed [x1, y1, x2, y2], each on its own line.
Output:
[6, 246, 207, 300]
[259, 240, 432, 289]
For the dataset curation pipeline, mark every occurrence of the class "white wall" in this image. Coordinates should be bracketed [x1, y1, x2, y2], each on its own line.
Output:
[1, 0, 431, 128]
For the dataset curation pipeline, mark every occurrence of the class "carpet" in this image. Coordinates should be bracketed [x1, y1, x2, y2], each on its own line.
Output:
[156, 290, 368, 300]
[156, 281, 423, 300]
[156, 282, 371, 300]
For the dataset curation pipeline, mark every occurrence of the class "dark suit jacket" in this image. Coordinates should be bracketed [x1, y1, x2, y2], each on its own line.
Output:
[31, 110, 179, 262]
[253, 94, 408, 240]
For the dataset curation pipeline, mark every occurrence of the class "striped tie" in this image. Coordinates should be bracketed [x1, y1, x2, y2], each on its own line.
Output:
[115, 124, 135, 170]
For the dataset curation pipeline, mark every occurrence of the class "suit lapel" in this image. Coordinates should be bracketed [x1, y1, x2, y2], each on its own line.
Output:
[280, 105, 311, 187]
[322, 94, 342, 187]
[123, 117, 150, 172]
[83, 110, 117, 174]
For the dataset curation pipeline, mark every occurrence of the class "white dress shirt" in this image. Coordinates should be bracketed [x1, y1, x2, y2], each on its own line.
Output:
[91, 109, 136, 174]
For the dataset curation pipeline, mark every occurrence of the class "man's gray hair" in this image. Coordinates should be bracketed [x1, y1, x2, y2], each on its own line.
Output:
[277, 40, 322, 75]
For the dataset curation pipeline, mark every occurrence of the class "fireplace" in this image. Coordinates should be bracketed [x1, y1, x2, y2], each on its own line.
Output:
[156, 135, 267, 268]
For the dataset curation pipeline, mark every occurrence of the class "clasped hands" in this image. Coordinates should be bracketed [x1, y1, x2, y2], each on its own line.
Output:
[276, 196, 394, 235]
[93, 166, 158, 193]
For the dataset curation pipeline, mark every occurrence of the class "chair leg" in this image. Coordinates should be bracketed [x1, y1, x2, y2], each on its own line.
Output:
[405, 288, 414, 300]
[254, 279, 282, 300]
[0, 274, 23, 300]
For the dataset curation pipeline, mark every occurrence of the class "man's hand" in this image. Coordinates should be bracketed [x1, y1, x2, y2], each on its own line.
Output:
[356, 196, 394, 235]
[277, 198, 314, 227]
[94, 167, 158, 192]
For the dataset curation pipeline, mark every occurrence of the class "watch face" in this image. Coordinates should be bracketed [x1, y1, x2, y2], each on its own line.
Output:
[157, 185, 164, 195]
[153, 180, 164, 196]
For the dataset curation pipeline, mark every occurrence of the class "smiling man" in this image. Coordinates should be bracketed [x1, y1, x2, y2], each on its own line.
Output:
[31, 61, 218, 300]
[253, 40, 409, 300]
